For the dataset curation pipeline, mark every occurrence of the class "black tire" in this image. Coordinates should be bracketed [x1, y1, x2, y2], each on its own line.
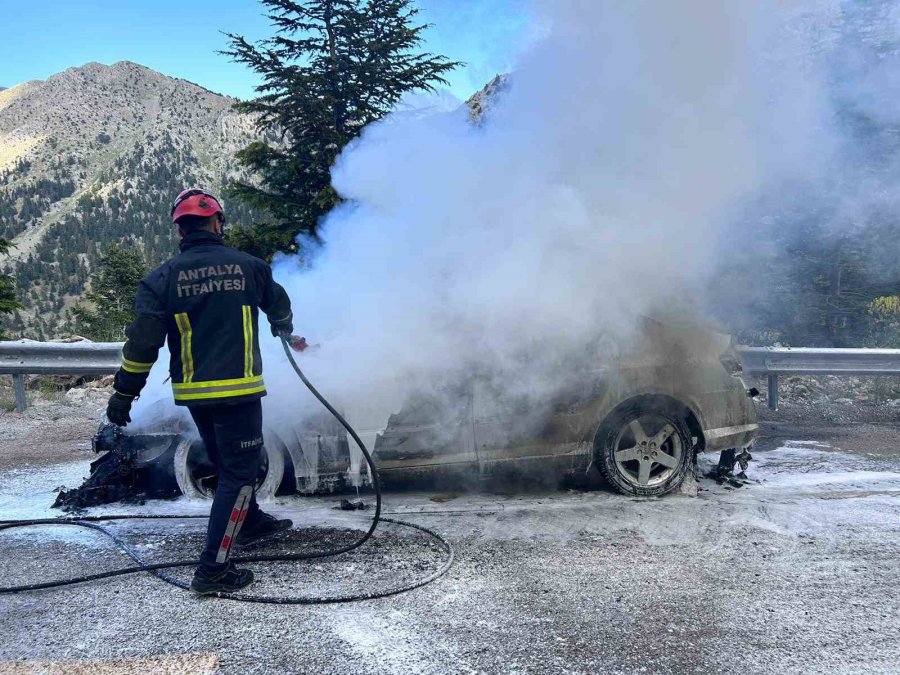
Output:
[594, 401, 692, 497]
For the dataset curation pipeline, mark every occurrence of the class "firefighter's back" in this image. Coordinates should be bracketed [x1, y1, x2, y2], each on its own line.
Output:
[153, 232, 274, 406]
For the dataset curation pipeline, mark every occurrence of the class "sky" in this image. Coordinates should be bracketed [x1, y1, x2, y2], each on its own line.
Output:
[0, 0, 536, 101]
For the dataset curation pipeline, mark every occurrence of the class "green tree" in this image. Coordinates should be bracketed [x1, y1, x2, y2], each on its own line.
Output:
[224, 0, 461, 259]
[72, 244, 148, 341]
[0, 237, 22, 339]
[865, 295, 900, 348]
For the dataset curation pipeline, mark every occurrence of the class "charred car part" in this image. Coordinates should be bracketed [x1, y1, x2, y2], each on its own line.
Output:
[706, 447, 754, 488]
[55, 409, 357, 509]
[54, 424, 183, 510]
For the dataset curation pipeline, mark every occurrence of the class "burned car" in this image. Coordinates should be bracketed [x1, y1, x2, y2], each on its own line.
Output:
[372, 317, 757, 496]
[58, 317, 757, 508]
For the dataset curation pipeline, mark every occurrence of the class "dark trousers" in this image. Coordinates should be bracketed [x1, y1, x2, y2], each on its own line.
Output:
[189, 399, 264, 569]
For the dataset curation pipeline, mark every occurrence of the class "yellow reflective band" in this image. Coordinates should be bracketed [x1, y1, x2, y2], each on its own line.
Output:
[172, 376, 266, 401]
[174, 312, 194, 383]
[242, 305, 253, 379]
[121, 358, 153, 374]
[172, 375, 264, 391]
[173, 385, 267, 402]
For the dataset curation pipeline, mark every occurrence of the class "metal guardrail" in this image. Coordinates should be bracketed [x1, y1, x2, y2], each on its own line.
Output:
[0, 340, 123, 412]
[736, 346, 900, 410]
[2, 340, 899, 414]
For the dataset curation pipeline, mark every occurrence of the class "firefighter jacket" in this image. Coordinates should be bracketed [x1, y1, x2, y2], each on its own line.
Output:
[113, 230, 292, 406]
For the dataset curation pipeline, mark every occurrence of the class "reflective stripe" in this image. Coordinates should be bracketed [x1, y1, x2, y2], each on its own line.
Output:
[216, 485, 252, 564]
[172, 375, 266, 401]
[174, 312, 194, 383]
[173, 375, 264, 391]
[242, 305, 253, 379]
[121, 358, 153, 374]
[174, 384, 267, 402]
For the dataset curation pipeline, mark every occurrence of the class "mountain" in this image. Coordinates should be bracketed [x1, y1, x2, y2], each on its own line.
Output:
[466, 74, 508, 123]
[0, 62, 505, 340]
[0, 61, 266, 338]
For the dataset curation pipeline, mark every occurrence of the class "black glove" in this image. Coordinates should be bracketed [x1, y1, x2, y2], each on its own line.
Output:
[106, 392, 134, 427]
[270, 313, 294, 339]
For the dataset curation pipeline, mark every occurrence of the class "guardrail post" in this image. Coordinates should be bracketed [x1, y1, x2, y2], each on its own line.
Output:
[767, 373, 778, 411]
[12, 374, 26, 413]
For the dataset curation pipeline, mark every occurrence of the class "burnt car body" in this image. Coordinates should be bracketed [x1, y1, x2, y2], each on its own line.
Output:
[369, 317, 757, 496]
[59, 318, 757, 508]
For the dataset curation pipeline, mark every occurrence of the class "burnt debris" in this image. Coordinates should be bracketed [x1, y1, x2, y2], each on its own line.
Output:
[53, 424, 182, 511]
[706, 447, 753, 488]
[337, 499, 369, 511]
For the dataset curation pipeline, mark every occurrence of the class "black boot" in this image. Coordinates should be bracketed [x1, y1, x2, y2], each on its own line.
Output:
[237, 511, 293, 547]
[190, 563, 254, 595]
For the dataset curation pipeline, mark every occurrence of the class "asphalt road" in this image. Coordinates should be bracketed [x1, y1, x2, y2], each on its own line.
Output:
[0, 413, 899, 674]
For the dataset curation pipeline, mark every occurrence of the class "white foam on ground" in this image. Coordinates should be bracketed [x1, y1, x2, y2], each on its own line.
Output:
[0, 461, 100, 544]
[781, 440, 832, 447]
[720, 444, 900, 540]
[326, 607, 457, 675]
[2, 441, 899, 549]
[0, 461, 87, 521]
[749, 446, 900, 490]
[0, 456, 378, 547]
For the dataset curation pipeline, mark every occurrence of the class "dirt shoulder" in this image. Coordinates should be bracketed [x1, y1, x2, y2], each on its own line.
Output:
[749, 375, 900, 459]
[0, 388, 106, 471]
[756, 415, 900, 459]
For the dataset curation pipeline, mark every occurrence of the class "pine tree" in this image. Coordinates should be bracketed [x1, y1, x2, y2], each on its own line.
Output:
[224, 0, 461, 259]
[71, 244, 148, 341]
[0, 237, 22, 339]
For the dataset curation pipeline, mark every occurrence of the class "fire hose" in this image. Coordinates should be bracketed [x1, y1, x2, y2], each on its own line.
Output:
[0, 337, 454, 603]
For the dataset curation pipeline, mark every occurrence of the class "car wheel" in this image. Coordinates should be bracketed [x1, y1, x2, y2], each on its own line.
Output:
[594, 402, 692, 497]
[173, 437, 285, 501]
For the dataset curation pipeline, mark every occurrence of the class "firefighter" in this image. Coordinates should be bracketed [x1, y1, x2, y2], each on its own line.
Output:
[106, 188, 295, 594]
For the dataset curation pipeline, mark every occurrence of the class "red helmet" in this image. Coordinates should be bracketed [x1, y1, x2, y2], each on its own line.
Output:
[171, 188, 225, 224]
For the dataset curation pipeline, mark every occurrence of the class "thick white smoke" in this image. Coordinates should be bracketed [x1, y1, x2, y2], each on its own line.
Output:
[258, 0, 836, 436]
[128, 0, 848, 455]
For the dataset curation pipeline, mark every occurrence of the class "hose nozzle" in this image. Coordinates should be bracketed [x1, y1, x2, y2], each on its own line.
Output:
[287, 335, 308, 352]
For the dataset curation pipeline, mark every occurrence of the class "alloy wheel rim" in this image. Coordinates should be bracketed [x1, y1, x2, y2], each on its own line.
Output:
[613, 414, 682, 488]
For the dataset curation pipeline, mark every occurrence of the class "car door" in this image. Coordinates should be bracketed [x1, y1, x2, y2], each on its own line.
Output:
[372, 381, 477, 470]
[472, 371, 609, 468]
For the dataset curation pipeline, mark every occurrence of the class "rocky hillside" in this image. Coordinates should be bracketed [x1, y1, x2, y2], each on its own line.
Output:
[466, 74, 508, 123]
[0, 61, 269, 338]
